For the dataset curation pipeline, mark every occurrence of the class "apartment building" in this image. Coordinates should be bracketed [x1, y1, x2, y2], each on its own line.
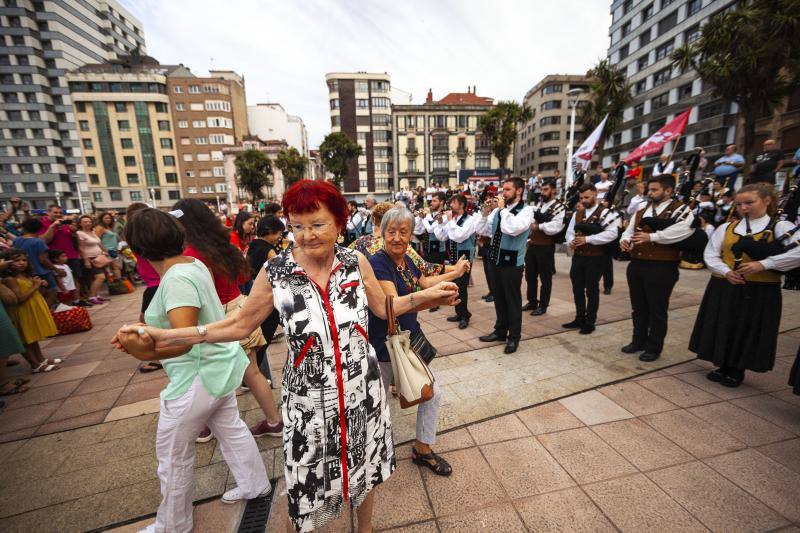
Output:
[167, 70, 248, 202]
[517, 75, 590, 177]
[66, 53, 183, 210]
[0, 0, 145, 210]
[603, 0, 739, 168]
[325, 72, 393, 194]
[393, 87, 507, 190]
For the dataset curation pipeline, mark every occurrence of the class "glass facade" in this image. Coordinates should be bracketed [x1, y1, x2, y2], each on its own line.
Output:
[92, 102, 120, 186]
[134, 102, 159, 186]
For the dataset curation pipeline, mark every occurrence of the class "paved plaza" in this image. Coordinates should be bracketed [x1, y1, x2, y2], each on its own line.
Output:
[0, 255, 798, 532]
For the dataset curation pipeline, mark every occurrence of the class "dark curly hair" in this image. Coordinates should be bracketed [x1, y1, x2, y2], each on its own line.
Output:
[172, 198, 248, 281]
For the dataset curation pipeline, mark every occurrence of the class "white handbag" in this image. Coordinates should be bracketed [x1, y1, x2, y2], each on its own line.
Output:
[384, 295, 435, 409]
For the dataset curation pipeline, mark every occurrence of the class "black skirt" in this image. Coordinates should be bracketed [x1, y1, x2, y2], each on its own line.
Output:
[689, 276, 782, 373]
[790, 345, 800, 395]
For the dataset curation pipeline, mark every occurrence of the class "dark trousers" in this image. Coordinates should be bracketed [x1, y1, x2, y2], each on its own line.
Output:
[570, 255, 604, 324]
[525, 244, 555, 308]
[481, 244, 495, 296]
[627, 260, 679, 354]
[425, 248, 446, 266]
[454, 266, 472, 319]
[602, 253, 614, 290]
[490, 265, 524, 340]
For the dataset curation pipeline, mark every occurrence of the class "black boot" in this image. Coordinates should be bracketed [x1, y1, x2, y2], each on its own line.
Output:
[562, 318, 584, 329]
[621, 343, 644, 354]
[531, 306, 547, 316]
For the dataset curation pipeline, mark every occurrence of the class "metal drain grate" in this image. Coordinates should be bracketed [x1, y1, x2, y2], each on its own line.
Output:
[237, 480, 276, 533]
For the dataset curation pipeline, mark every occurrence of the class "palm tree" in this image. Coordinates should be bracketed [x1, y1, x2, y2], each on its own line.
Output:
[234, 149, 272, 201]
[319, 132, 362, 189]
[578, 58, 633, 162]
[670, 0, 800, 164]
[478, 101, 532, 175]
[274, 147, 309, 189]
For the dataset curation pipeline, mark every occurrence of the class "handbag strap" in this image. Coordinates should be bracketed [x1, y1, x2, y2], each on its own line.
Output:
[386, 294, 398, 336]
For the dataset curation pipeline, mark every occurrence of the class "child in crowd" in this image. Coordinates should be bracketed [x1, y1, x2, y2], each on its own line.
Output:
[49, 249, 79, 306]
[1, 248, 60, 373]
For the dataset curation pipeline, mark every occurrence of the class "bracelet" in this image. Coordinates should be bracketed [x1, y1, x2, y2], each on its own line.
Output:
[410, 293, 416, 310]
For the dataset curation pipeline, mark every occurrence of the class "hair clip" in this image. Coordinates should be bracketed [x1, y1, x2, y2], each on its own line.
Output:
[168, 209, 184, 219]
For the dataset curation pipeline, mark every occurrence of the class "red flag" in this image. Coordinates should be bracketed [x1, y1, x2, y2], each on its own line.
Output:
[624, 108, 692, 163]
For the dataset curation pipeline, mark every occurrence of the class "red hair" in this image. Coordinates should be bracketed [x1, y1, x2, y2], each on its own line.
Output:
[282, 180, 348, 231]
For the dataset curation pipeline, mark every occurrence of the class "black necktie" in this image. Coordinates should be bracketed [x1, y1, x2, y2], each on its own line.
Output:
[489, 211, 503, 263]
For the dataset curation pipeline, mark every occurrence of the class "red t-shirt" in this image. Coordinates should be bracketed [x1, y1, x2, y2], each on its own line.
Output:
[183, 244, 242, 304]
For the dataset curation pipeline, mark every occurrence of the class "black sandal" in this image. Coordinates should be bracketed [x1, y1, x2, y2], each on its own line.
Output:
[412, 447, 452, 477]
[139, 361, 163, 373]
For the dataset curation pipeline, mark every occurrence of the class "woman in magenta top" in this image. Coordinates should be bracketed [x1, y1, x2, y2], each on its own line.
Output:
[172, 199, 282, 440]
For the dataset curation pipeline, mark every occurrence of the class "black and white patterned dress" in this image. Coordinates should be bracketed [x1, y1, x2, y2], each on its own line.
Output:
[267, 245, 395, 532]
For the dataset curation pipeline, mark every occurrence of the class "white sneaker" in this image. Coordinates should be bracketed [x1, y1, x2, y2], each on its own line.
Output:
[221, 484, 271, 504]
[136, 523, 156, 533]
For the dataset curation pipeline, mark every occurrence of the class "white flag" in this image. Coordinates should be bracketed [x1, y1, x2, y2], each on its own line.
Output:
[572, 114, 608, 171]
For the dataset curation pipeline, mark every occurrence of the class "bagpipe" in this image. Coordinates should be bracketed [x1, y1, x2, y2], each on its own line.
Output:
[778, 183, 800, 290]
[532, 199, 567, 224]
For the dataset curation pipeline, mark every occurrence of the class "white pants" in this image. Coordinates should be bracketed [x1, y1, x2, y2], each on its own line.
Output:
[154, 376, 268, 533]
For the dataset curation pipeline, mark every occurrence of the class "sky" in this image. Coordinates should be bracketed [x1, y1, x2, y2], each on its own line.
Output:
[119, 0, 612, 148]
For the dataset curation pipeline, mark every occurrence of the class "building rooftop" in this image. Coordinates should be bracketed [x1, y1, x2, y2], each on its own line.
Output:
[71, 50, 187, 76]
[422, 87, 494, 106]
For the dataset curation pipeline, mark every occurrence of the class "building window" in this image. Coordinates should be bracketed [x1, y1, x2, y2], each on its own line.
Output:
[371, 114, 391, 127]
[155, 102, 168, 113]
[173, 85, 183, 94]
[649, 117, 667, 133]
[355, 98, 369, 109]
[371, 97, 390, 108]
[165, 172, 178, 183]
[189, 85, 201, 93]
[209, 134, 228, 144]
[542, 84, 562, 95]
[120, 138, 133, 149]
[79, 120, 90, 131]
[354, 81, 368, 92]
[623, 0, 633, 14]
[163, 156, 175, 166]
[204, 100, 230, 112]
[655, 39, 674, 61]
[679, 82, 694, 99]
[127, 173, 139, 184]
[539, 116, 561, 127]
[82, 139, 93, 149]
[658, 10, 678, 35]
[327, 80, 338, 92]
[697, 100, 726, 120]
[92, 192, 103, 202]
[168, 190, 180, 200]
[653, 67, 671, 86]
[684, 24, 700, 44]
[201, 185, 214, 193]
[619, 44, 629, 60]
[331, 116, 340, 127]
[641, 3, 654, 19]
[408, 159, 417, 171]
[109, 190, 122, 202]
[183, 154, 193, 162]
[130, 191, 142, 201]
[115, 102, 126, 113]
[613, 132, 622, 146]
[187, 187, 197, 194]
[432, 135, 448, 150]
[160, 138, 173, 149]
[89, 174, 100, 185]
[330, 98, 339, 109]
[539, 147, 559, 157]
[123, 156, 136, 166]
[476, 155, 490, 169]
[117, 120, 130, 131]
[631, 126, 643, 140]
[86, 156, 96, 167]
[540, 131, 560, 141]
[687, 0, 702, 16]
[157, 120, 170, 131]
[661, 0, 675, 7]
[175, 102, 185, 111]
[634, 103, 645, 117]
[637, 55, 649, 71]
[621, 21, 632, 37]
[178, 120, 188, 128]
[651, 92, 670, 110]
[212, 167, 224, 177]
[541, 100, 562, 111]
[635, 79, 648, 95]
[695, 127, 726, 147]
[195, 137, 208, 145]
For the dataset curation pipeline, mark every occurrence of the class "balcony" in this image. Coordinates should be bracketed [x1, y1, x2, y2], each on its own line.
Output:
[405, 147, 418, 156]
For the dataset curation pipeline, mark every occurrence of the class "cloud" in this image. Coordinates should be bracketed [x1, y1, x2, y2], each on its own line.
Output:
[119, 0, 611, 147]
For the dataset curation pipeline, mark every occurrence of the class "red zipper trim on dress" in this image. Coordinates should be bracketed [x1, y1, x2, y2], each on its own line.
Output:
[340, 280, 359, 290]
[305, 262, 349, 501]
[293, 336, 316, 368]
[353, 323, 368, 343]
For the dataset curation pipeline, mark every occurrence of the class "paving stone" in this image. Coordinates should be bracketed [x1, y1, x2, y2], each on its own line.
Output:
[0, 400, 62, 432]
[103, 397, 161, 422]
[591, 418, 693, 471]
[73, 369, 135, 395]
[382, 522, 438, 533]
[583, 473, 708, 532]
[481, 436, 574, 498]
[642, 409, 747, 459]
[372, 460, 433, 530]
[674, 370, 763, 400]
[114, 377, 169, 407]
[730, 394, 800, 435]
[29, 362, 100, 387]
[0, 491, 110, 533]
[35, 409, 108, 435]
[46, 386, 123, 423]
[598, 381, 678, 416]
[467, 414, 530, 445]
[516, 401, 584, 435]
[688, 401, 795, 447]
[705, 448, 800, 523]
[438, 503, 526, 533]
[3, 379, 81, 409]
[420, 447, 505, 517]
[558, 390, 634, 425]
[648, 461, 789, 532]
[514, 487, 616, 533]
[757, 438, 800, 474]
[637, 375, 721, 407]
[537, 427, 637, 484]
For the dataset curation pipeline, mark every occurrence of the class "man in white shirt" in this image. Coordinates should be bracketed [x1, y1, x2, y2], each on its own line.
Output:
[620, 175, 693, 362]
[475, 177, 534, 353]
[626, 181, 648, 217]
[434, 194, 481, 329]
[344, 201, 363, 246]
[421, 192, 448, 312]
[523, 178, 565, 316]
[595, 171, 613, 201]
[563, 183, 621, 334]
[652, 154, 675, 177]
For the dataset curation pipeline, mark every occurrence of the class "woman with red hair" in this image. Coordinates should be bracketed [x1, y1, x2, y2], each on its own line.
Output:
[118, 180, 459, 532]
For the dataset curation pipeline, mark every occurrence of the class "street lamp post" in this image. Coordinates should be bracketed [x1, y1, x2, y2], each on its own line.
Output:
[565, 88, 584, 189]
[149, 187, 156, 208]
[54, 191, 61, 207]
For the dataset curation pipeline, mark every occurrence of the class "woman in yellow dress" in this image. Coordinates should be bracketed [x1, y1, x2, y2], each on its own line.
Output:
[1, 248, 59, 372]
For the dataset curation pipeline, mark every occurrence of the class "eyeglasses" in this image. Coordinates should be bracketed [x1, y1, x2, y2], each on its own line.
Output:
[286, 222, 333, 236]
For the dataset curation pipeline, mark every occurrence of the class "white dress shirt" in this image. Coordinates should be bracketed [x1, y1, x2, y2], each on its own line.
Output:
[652, 161, 675, 177]
[434, 213, 482, 243]
[565, 204, 620, 245]
[704, 215, 800, 276]
[474, 201, 535, 238]
[627, 194, 647, 216]
[595, 180, 613, 200]
[621, 199, 694, 244]
[532, 199, 566, 236]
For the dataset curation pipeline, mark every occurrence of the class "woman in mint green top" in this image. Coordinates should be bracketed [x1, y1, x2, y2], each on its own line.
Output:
[114, 208, 268, 533]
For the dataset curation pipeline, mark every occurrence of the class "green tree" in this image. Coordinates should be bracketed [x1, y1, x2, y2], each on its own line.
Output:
[578, 58, 633, 161]
[478, 101, 532, 175]
[275, 147, 309, 188]
[234, 149, 273, 200]
[319, 132, 362, 189]
[671, 0, 800, 163]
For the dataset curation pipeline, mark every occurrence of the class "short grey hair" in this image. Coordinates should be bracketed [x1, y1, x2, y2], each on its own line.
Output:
[380, 206, 414, 236]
